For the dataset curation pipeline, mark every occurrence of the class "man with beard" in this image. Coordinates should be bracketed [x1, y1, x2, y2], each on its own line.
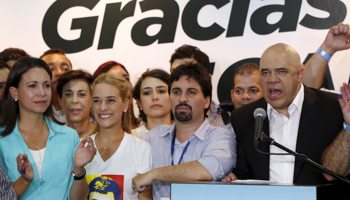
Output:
[40, 48, 73, 123]
[132, 63, 236, 200]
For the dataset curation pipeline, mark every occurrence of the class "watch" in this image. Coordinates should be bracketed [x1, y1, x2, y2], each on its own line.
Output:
[71, 168, 86, 180]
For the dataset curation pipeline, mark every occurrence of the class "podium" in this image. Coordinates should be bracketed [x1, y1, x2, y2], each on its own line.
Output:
[171, 181, 332, 200]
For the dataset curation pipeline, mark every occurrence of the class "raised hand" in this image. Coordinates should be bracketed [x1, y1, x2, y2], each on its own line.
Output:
[321, 22, 350, 55]
[73, 137, 96, 170]
[339, 83, 350, 126]
[16, 153, 34, 183]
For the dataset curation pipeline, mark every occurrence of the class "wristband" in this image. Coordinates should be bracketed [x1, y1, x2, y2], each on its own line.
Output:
[317, 48, 332, 61]
[71, 168, 86, 180]
[343, 121, 350, 132]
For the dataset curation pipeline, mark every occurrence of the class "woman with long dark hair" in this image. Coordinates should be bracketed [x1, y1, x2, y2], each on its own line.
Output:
[0, 57, 96, 199]
[132, 69, 173, 137]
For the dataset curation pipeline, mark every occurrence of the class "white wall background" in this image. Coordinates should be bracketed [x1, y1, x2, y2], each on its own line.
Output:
[1, 0, 349, 103]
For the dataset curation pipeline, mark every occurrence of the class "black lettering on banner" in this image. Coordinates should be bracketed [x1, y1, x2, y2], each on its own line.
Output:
[226, 0, 250, 37]
[217, 58, 260, 103]
[98, 1, 137, 49]
[300, 0, 346, 29]
[131, 0, 179, 46]
[42, 0, 99, 53]
[250, 0, 302, 35]
[182, 0, 229, 40]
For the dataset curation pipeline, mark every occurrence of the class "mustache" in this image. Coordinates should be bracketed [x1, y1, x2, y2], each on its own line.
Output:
[175, 102, 192, 110]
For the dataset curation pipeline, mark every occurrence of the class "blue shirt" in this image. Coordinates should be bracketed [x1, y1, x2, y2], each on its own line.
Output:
[0, 117, 80, 200]
[141, 119, 237, 200]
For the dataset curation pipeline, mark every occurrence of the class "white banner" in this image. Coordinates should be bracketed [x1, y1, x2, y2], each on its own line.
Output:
[1, 0, 349, 102]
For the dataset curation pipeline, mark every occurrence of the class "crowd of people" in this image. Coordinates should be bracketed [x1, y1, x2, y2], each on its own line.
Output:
[0, 22, 350, 200]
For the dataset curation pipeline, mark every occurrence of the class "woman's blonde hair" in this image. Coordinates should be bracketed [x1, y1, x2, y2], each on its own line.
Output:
[92, 73, 131, 133]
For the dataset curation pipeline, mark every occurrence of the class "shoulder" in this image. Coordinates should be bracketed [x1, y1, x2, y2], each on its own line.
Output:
[47, 120, 79, 142]
[231, 98, 265, 126]
[124, 133, 151, 154]
[126, 133, 150, 147]
[142, 124, 173, 141]
[203, 123, 236, 141]
[131, 124, 149, 138]
[305, 87, 342, 113]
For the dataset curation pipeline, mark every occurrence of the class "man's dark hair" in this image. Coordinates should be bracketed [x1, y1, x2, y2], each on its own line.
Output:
[56, 70, 94, 98]
[0, 48, 30, 62]
[170, 45, 210, 73]
[40, 48, 72, 68]
[170, 63, 212, 114]
[0, 60, 10, 70]
[232, 63, 259, 89]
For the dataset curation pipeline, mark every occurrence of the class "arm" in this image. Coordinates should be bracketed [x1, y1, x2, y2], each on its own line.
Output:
[69, 137, 96, 200]
[322, 83, 350, 181]
[138, 185, 153, 200]
[303, 22, 350, 89]
[13, 153, 33, 198]
[132, 161, 212, 192]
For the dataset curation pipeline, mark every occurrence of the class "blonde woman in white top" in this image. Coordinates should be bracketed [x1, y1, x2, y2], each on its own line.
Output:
[85, 73, 152, 200]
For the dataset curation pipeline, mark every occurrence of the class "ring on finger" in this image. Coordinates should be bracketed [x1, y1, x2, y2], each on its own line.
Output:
[345, 100, 348, 103]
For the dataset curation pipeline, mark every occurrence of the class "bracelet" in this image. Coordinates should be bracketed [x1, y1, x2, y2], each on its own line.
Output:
[71, 168, 86, 180]
[343, 121, 350, 132]
[317, 48, 332, 61]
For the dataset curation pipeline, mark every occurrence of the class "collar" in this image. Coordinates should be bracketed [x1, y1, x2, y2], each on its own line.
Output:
[267, 84, 304, 119]
[160, 119, 210, 141]
[14, 116, 63, 139]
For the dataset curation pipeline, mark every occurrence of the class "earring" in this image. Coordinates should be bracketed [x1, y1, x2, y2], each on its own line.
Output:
[123, 110, 126, 113]
[15, 99, 17, 102]
[140, 108, 143, 111]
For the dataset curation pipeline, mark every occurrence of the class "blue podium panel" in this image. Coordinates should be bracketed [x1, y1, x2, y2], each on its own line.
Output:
[171, 182, 317, 200]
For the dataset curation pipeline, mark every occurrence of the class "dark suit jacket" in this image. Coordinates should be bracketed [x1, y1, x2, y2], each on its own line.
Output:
[231, 86, 343, 184]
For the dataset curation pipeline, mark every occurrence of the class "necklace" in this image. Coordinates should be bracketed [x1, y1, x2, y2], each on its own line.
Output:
[19, 120, 48, 151]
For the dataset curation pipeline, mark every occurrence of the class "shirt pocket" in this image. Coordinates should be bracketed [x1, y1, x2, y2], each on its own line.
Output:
[49, 144, 74, 163]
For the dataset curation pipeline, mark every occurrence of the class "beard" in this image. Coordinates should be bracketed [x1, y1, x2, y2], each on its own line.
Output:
[174, 103, 192, 122]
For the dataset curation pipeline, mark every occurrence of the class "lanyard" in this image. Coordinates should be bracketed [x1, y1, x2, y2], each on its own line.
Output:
[171, 130, 190, 166]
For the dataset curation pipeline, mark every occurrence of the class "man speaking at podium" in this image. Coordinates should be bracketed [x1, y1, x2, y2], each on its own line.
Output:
[223, 43, 344, 185]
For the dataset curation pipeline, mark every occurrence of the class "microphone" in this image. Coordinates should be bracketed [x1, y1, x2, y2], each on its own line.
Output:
[253, 108, 266, 146]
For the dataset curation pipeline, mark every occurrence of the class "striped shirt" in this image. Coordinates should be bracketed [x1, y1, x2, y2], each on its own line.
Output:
[0, 160, 17, 200]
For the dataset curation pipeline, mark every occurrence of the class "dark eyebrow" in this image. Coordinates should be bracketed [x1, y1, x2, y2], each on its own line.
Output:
[188, 88, 199, 92]
[26, 81, 38, 85]
[141, 87, 152, 91]
[276, 67, 287, 71]
[260, 68, 269, 72]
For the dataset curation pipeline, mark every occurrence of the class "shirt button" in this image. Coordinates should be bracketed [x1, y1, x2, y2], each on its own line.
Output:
[43, 164, 46, 167]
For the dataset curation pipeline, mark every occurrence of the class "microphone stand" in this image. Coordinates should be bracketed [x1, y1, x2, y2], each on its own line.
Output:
[258, 131, 350, 185]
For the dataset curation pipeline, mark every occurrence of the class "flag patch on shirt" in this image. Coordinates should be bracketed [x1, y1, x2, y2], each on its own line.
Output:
[86, 175, 124, 200]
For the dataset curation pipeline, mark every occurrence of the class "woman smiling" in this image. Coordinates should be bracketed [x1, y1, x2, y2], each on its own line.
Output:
[85, 73, 151, 200]
[56, 70, 98, 139]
